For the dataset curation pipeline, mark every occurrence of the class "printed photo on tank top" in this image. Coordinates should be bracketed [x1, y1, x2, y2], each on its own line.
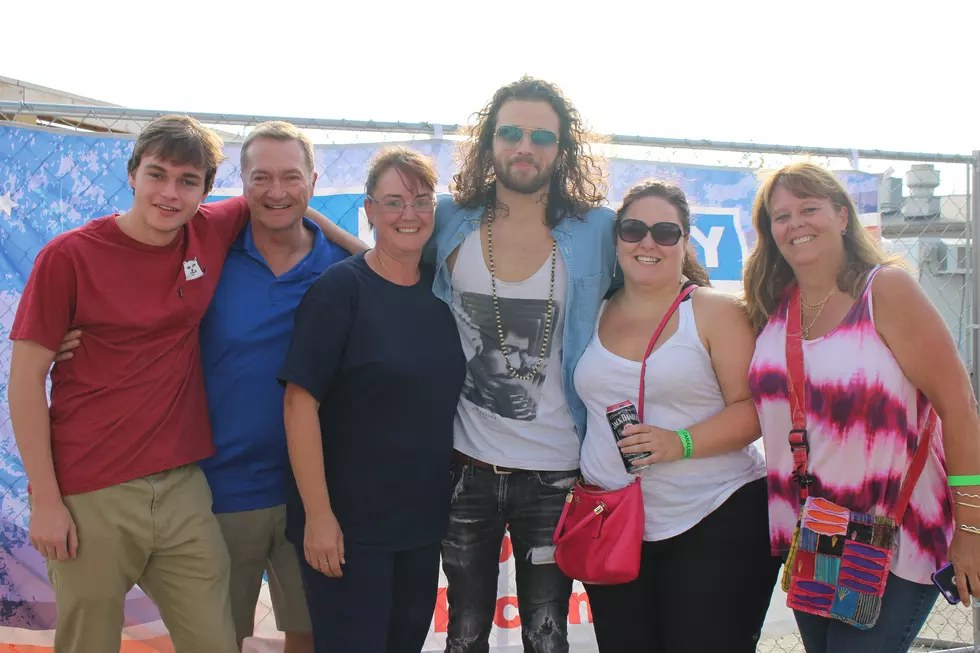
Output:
[449, 230, 577, 469]
[454, 291, 560, 422]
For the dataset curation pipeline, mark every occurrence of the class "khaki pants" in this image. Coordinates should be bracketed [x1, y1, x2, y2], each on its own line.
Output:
[215, 505, 312, 643]
[44, 464, 237, 653]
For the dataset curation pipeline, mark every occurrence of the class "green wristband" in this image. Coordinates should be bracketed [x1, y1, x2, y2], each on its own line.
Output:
[949, 475, 980, 487]
[676, 429, 694, 460]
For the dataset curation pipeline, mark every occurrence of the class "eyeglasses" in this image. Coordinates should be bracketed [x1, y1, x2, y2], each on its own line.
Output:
[366, 195, 436, 214]
[617, 219, 686, 246]
[494, 125, 559, 147]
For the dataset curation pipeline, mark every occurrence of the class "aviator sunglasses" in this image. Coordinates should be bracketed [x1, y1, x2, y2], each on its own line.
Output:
[495, 125, 559, 147]
[617, 219, 686, 246]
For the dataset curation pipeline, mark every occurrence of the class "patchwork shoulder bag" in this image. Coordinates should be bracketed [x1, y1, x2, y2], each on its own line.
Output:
[781, 284, 937, 629]
[553, 283, 696, 585]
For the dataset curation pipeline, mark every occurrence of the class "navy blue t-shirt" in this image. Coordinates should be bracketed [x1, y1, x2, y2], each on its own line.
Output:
[277, 252, 466, 551]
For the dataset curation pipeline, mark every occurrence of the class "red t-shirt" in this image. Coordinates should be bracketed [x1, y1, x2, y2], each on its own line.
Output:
[10, 197, 250, 496]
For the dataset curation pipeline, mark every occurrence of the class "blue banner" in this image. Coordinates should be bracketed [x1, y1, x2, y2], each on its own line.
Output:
[0, 122, 879, 638]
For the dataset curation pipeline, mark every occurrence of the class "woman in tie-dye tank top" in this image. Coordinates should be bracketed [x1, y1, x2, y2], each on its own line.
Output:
[745, 162, 980, 653]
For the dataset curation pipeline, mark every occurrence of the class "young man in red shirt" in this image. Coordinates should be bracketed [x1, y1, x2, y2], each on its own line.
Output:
[7, 115, 358, 653]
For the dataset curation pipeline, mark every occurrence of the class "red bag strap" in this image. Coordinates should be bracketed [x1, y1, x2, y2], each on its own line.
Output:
[786, 284, 936, 520]
[553, 491, 576, 545]
[638, 284, 697, 422]
[785, 287, 811, 501]
[891, 408, 938, 522]
[553, 494, 607, 545]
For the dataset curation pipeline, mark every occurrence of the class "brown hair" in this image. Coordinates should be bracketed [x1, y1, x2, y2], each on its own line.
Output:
[127, 115, 225, 193]
[365, 147, 437, 197]
[742, 162, 900, 331]
[240, 121, 315, 173]
[451, 76, 606, 227]
[617, 180, 711, 287]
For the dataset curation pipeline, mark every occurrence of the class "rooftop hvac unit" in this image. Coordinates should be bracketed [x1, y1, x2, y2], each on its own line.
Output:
[933, 240, 970, 275]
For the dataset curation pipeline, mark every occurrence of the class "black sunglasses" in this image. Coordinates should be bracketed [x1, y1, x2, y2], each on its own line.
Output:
[617, 219, 686, 245]
[494, 125, 559, 147]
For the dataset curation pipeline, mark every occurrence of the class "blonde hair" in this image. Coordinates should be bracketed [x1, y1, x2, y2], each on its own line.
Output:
[240, 121, 315, 173]
[742, 162, 900, 332]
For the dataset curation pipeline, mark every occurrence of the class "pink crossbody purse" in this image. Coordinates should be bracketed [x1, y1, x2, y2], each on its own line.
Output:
[552, 284, 696, 584]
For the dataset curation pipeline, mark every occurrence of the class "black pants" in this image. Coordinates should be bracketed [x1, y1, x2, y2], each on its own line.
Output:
[584, 477, 782, 653]
[441, 462, 578, 653]
[295, 541, 441, 653]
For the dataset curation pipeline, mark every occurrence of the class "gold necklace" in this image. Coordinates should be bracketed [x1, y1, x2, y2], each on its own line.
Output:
[800, 285, 839, 339]
[486, 216, 556, 381]
[800, 296, 832, 339]
[801, 285, 838, 311]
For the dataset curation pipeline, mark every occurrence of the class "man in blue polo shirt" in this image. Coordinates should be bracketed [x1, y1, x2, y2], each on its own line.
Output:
[198, 121, 362, 653]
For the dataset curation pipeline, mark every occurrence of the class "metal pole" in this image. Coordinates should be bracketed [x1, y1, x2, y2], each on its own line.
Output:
[0, 101, 977, 164]
[970, 159, 978, 401]
[971, 153, 980, 652]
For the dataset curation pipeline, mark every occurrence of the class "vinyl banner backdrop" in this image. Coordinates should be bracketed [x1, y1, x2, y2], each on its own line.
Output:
[0, 123, 879, 651]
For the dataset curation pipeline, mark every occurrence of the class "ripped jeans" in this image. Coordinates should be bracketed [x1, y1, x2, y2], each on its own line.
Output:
[441, 459, 577, 653]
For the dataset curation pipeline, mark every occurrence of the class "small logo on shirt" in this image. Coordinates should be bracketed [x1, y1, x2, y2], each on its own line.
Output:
[183, 258, 205, 281]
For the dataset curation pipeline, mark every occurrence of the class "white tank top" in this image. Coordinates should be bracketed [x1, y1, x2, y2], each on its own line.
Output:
[575, 296, 766, 541]
[450, 230, 579, 470]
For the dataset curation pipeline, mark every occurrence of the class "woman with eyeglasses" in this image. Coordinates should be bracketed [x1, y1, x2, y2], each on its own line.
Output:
[277, 147, 466, 653]
[574, 180, 782, 652]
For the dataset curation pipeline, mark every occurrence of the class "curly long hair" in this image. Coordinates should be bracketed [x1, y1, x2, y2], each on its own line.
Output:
[451, 76, 606, 227]
[742, 162, 900, 332]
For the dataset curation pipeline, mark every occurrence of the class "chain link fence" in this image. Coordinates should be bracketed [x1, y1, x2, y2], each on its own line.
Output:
[0, 102, 978, 652]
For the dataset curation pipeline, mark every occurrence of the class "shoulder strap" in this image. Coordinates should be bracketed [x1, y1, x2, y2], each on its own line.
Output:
[785, 286, 811, 501]
[861, 265, 884, 296]
[638, 284, 697, 422]
[786, 284, 936, 517]
[890, 408, 938, 522]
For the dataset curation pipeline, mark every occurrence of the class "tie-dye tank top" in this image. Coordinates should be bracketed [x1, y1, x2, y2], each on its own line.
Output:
[748, 266, 952, 585]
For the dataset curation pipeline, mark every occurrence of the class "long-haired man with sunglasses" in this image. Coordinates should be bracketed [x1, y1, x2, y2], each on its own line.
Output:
[423, 76, 616, 652]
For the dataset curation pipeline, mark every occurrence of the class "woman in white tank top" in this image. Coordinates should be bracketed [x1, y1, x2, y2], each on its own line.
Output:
[574, 180, 781, 653]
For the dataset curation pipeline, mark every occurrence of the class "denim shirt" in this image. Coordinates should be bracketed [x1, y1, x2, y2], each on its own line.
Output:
[424, 194, 616, 440]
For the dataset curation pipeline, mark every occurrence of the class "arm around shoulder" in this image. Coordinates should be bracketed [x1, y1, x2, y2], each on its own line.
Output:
[305, 206, 369, 254]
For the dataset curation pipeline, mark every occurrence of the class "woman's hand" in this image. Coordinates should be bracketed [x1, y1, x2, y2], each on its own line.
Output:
[948, 527, 980, 607]
[617, 424, 684, 465]
[304, 509, 345, 578]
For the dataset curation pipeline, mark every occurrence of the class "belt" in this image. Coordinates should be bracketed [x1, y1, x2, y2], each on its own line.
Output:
[453, 451, 525, 475]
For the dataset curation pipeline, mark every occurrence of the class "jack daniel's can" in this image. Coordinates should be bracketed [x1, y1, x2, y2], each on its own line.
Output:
[606, 400, 653, 473]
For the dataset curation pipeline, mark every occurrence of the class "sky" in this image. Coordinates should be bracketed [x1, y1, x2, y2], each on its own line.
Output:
[3, 0, 977, 192]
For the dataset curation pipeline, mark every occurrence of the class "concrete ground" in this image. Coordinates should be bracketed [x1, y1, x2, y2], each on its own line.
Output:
[243, 570, 976, 652]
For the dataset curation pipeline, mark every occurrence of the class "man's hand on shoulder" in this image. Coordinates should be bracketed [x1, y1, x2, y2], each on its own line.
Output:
[305, 207, 370, 255]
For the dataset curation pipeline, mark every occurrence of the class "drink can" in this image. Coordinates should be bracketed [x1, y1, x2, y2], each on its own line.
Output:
[606, 400, 653, 473]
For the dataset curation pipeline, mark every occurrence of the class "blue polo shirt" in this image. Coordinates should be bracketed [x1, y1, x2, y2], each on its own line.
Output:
[199, 218, 349, 514]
